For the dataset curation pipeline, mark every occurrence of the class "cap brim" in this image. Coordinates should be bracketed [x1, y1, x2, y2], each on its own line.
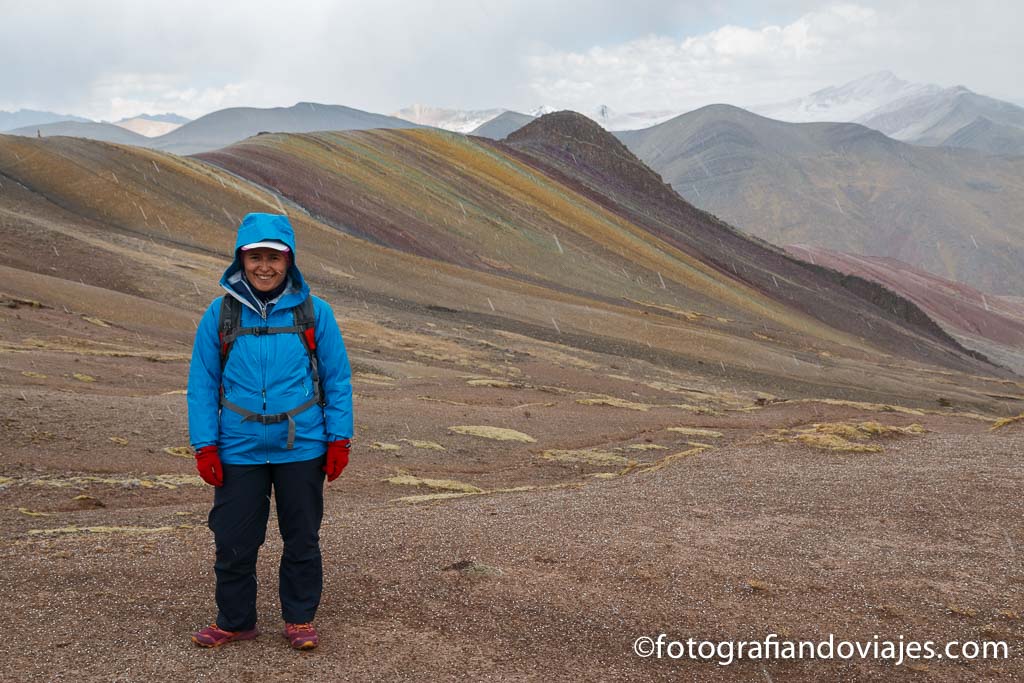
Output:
[240, 241, 290, 252]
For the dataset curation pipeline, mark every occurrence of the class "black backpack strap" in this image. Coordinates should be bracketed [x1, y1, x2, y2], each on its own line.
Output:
[218, 295, 243, 372]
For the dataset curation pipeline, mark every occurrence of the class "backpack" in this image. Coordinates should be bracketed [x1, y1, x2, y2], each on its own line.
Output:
[216, 295, 324, 449]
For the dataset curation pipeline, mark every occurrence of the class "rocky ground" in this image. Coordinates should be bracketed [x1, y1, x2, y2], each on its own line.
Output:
[1, 298, 1022, 682]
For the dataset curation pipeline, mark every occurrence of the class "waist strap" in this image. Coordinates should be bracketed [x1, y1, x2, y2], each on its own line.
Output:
[220, 395, 321, 450]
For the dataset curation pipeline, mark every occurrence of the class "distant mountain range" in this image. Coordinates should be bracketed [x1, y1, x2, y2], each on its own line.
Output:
[0, 109, 91, 132]
[615, 104, 1024, 295]
[468, 72, 1024, 155]
[753, 71, 1024, 156]
[752, 71, 940, 124]
[857, 86, 1024, 155]
[7, 102, 421, 155]
[10, 71, 1023, 154]
[396, 103, 681, 134]
[6, 120, 152, 144]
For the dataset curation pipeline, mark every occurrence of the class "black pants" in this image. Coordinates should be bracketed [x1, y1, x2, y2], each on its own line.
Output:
[208, 456, 325, 631]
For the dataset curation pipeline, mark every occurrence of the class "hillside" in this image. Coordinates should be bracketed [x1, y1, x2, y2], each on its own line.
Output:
[788, 245, 1024, 374]
[616, 105, 1024, 295]
[2, 127, 1023, 681]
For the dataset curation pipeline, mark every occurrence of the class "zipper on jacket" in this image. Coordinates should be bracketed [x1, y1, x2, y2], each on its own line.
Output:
[261, 313, 270, 462]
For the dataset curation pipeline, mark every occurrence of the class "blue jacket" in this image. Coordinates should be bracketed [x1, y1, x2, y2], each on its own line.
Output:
[187, 213, 354, 465]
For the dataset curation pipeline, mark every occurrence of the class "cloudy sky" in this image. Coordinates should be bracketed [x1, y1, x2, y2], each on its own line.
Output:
[2, 0, 1021, 121]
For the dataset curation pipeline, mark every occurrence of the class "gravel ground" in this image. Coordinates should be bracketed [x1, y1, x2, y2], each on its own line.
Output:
[1, 306, 1022, 681]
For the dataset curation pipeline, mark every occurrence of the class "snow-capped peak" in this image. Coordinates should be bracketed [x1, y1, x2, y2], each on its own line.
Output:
[751, 71, 941, 123]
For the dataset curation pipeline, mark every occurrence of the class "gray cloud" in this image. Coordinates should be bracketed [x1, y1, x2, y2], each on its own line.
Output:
[1, 0, 1020, 120]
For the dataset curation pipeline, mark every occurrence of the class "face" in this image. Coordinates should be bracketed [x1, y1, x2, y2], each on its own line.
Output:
[242, 248, 289, 292]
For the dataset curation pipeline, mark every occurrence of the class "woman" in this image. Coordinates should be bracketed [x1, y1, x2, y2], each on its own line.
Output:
[187, 212, 353, 650]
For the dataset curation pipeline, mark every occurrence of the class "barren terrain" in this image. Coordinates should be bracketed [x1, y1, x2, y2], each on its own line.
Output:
[1, 296, 1021, 681]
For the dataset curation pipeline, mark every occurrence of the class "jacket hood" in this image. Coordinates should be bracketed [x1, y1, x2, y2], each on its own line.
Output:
[220, 213, 309, 310]
[233, 213, 298, 257]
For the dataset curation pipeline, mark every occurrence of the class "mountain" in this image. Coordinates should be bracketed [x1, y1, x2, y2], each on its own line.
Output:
[753, 72, 1024, 156]
[856, 85, 1024, 151]
[135, 113, 190, 124]
[7, 120, 152, 145]
[0, 109, 92, 132]
[788, 245, 1024, 374]
[501, 112, 992, 368]
[616, 104, 1024, 295]
[940, 116, 1024, 156]
[6, 102, 425, 155]
[113, 113, 191, 138]
[470, 111, 536, 139]
[148, 102, 423, 155]
[392, 104, 506, 133]
[113, 117, 184, 138]
[753, 71, 939, 123]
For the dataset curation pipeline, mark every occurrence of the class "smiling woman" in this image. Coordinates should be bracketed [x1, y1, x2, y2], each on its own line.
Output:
[186, 212, 354, 651]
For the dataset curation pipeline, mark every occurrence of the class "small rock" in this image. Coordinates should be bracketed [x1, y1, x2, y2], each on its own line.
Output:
[442, 559, 503, 577]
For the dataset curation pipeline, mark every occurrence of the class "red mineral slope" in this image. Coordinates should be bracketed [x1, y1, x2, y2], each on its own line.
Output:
[788, 244, 1024, 374]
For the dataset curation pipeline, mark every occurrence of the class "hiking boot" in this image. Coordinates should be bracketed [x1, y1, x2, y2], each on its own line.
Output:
[191, 623, 260, 648]
[284, 622, 319, 650]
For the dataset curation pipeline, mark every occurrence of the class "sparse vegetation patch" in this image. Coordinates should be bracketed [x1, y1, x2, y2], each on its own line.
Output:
[991, 413, 1024, 430]
[385, 474, 483, 494]
[398, 439, 446, 450]
[449, 426, 536, 442]
[576, 395, 652, 411]
[541, 449, 632, 467]
[667, 427, 723, 438]
[769, 421, 926, 452]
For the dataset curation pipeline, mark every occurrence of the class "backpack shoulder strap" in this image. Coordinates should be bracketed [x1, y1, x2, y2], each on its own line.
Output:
[293, 296, 325, 406]
[294, 296, 317, 352]
[218, 295, 243, 371]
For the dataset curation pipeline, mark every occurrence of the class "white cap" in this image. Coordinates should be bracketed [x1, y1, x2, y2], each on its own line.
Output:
[240, 240, 290, 252]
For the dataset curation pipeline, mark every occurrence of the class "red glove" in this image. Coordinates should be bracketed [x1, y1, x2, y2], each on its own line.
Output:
[323, 439, 350, 482]
[195, 445, 223, 487]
